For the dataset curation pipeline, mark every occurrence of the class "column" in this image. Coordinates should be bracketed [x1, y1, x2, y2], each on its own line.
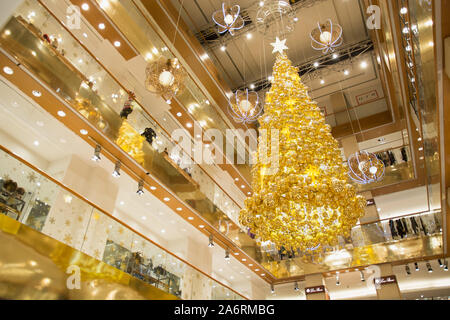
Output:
[374, 263, 402, 300]
[304, 273, 329, 300]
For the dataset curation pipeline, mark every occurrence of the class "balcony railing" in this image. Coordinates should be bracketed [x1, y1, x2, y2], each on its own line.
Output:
[0, 145, 245, 300]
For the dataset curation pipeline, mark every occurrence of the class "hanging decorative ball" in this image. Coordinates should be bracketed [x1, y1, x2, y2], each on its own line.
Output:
[310, 19, 343, 54]
[255, 0, 296, 40]
[228, 89, 263, 124]
[212, 3, 245, 36]
[347, 151, 385, 184]
[145, 56, 185, 103]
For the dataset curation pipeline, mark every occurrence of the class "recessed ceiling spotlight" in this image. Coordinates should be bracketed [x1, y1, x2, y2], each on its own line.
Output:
[400, 7, 408, 14]
[188, 217, 194, 221]
[3, 66, 13, 75]
[313, 62, 319, 68]
[259, 1, 264, 7]
[176, 112, 182, 117]
[80, 129, 88, 135]
[161, 229, 166, 233]
[163, 197, 170, 202]
[220, 45, 226, 51]
[32, 90, 42, 97]
[246, 33, 252, 39]
[176, 207, 182, 211]
[81, 3, 89, 10]
[360, 61, 368, 69]
[150, 186, 157, 191]
[33, 140, 40, 146]
[332, 53, 339, 59]
[199, 225, 205, 229]
[186, 122, 192, 128]
[98, 23, 105, 30]
[83, 33, 88, 38]
[320, 79, 325, 85]
[293, 17, 298, 22]
[57, 110, 66, 117]
[250, 84, 255, 89]
[344, 70, 349, 76]
[114, 41, 121, 47]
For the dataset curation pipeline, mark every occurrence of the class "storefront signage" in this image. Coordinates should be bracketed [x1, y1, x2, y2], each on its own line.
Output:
[305, 285, 326, 295]
[374, 275, 397, 285]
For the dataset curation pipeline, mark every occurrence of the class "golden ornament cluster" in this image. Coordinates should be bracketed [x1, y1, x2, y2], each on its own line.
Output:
[239, 53, 366, 251]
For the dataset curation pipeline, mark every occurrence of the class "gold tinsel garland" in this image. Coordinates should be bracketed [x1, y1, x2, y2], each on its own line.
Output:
[239, 53, 366, 251]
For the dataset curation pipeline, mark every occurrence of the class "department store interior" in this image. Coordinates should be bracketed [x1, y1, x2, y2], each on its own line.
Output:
[0, 0, 449, 301]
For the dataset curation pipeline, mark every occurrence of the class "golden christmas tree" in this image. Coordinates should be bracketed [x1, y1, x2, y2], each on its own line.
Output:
[116, 119, 145, 166]
[239, 50, 366, 252]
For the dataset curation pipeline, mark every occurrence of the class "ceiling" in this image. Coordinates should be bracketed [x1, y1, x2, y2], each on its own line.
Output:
[173, 0, 369, 90]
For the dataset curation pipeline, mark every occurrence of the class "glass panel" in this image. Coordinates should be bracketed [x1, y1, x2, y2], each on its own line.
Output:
[0, 147, 244, 299]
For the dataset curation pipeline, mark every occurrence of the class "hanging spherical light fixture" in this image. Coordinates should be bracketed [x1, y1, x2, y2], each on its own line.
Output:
[347, 151, 385, 184]
[212, 3, 245, 36]
[228, 89, 263, 124]
[310, 19, 343, 54]
[145, 56, 185, 103]
[255, 0, 296, 40]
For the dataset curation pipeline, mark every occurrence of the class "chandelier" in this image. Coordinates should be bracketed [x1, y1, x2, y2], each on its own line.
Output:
[239, 53, 366, 252]
[255, 0, 297, 40]
[145, 56, 185, 103]
[310, 19, 343, 54]
[228, 89, 263, 124]
[347, 151, 385, 184]
[212, 3, 244, 36]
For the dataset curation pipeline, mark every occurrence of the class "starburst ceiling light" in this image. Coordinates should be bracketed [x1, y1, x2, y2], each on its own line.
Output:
[347, 151, 385, 184]
[212, 3, 244, 36]
[228, 89, 263, 124]
[256, 0, 296, 40]
[145, 56, 185, 104]
[310, 19, 343, 54]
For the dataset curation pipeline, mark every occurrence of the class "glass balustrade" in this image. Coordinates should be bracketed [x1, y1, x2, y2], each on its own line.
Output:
[258, 210, 443, 278]
[0, 0, 261, 260]
[0, 146, 244, 300]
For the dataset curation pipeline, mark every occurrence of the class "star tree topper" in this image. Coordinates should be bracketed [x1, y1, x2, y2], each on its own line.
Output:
[271, 37, 288, 54]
